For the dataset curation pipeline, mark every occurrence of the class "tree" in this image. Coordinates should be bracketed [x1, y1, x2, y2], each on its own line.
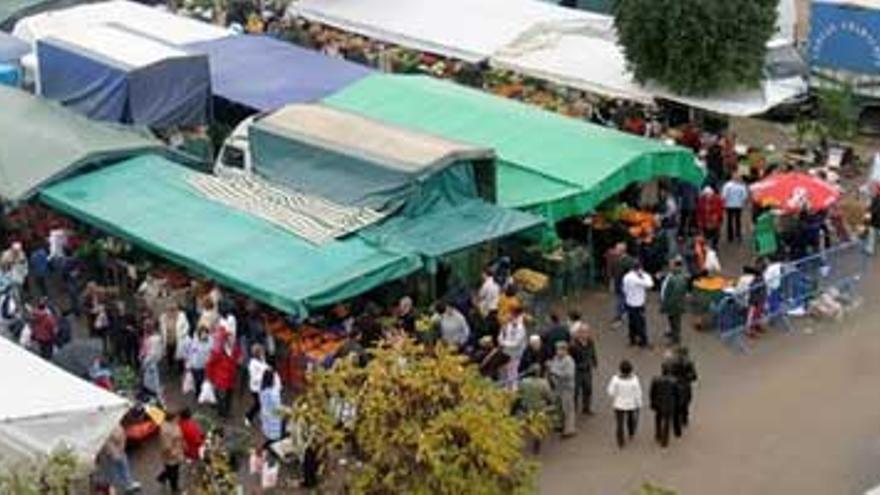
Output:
[816, 83, 858, 142]
[614, 0, 778, 95]
[0, 449, 80, 495]
[289, 339, 548, 495]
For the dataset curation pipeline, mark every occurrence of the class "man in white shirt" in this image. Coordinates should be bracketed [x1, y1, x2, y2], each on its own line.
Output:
[245, 344, 268, 427]
[622, 262, 654, 348]
[721, 175, 749, 243]
[476, 269, 500, 318]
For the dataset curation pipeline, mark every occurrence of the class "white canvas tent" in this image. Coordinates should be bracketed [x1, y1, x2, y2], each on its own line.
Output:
[293, 0, 589, 63]
[492, 18, 807, 117]
[13, 0, 231, 46]
[0, 337, 128, 468]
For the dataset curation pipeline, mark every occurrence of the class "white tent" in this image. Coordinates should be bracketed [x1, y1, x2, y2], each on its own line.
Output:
[293, 0, 589, 63]
[13, 0, 231, 46]
[0, 337, 128, 468]
[492, 18, 808, 117]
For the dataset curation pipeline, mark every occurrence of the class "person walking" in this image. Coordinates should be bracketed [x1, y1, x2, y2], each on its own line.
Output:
[622, 262, 654, 348]
[245, 344, 269, 427]
[185, 326, 212, 397]
[697, 186, 724, 249]
[498, 307, 527, 388]
[515, 364, 556, 453]
[140, 324, 164, 402]
[259, 368, 284, 449]
[666, 347, 698, 429]
[157, 412, 184, 493]
[721, 175, 749, 243]
[159, 303, 189, 375]
[178, 408, 205, 462]
[649, 363, 680, 447]
[660, 258, 689, 345]
[607, 360, 642, 448]
[101, 424, 141, 493]
[570, 322, 598, 415]
[541, 313, 570, 360]
[547, 341, 577, 438]
[432, 302, 471, 351]
[30, 299, 57, 360]
[205, 330, 241, 418]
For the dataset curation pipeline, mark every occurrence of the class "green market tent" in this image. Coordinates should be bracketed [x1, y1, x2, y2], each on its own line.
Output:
[0, 85, 162, 202]
[41, 154, 423, 316]
[325, 74, 703, 222]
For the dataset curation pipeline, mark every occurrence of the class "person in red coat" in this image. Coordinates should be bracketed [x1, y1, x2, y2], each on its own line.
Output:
[205, 330, 240, 418]
[696, 186, 724, 249]
[31, 299, 57, 359]
[178, 408, 205, 461]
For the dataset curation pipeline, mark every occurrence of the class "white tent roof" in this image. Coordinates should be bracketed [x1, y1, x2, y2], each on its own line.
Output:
[293, 0, 589, 63]
[492, 18, 806, 117]
[0, 337, 128, 468]
[13, 0, 230, 46]
[42, 24, 192, 69]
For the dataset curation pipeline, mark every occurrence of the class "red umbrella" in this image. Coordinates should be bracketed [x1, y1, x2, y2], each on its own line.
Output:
[749, 172, 841, 213]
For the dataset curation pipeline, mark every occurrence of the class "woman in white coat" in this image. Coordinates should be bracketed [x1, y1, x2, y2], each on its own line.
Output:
[607, 360, 642, 448]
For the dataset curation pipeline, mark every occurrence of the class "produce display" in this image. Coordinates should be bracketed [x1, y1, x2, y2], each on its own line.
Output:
[693, 276, 731, 292]
[593, 205, 657, 238]
[513, 268, 550, 293]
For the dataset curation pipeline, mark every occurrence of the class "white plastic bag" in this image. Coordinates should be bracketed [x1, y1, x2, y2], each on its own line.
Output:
[198, 380, 217, 405]
[18, 324, 31, 349]
[261, 458, 279, 489]
[248, 450, 263, 475]
[181, 370, 195, 394]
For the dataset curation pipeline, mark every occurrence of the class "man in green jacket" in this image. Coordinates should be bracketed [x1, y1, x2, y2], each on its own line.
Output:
[660, 258, 689, 344]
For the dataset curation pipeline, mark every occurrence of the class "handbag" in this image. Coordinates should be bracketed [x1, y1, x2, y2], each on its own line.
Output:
[198, 381, 217, 405]
[181, 370, 195, 394]
[261, 458, 279, 489]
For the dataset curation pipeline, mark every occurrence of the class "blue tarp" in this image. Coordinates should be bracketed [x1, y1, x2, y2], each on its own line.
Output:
[186, 35, 371, 112]
[37, 28, 211, 128]
[0, 32, 29, 63]
[810, 1, 880, 75]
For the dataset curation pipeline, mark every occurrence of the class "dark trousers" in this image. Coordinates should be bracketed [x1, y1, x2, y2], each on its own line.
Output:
[726, 207, 742, 242]
[654, 410, 672, 447]
[246, 391, 260, 422]
[31, 274, 48, 298]
[704, 227, 720, 249]
[37, 340, 53, 360]
[626, 305, 648, 347]
[157, 463, 180, 492]
[679, 209, 696, 235]
[614, 409, 639, 447]
[677, 394, 692, 429]
[666, 313, 682, 344]
[574, 368, 593, 413]
[191, 368, 205, 397]
[217, 389, 232, 418]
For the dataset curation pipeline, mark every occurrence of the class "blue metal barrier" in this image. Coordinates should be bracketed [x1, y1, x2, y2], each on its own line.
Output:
[709, 241, 869, 352]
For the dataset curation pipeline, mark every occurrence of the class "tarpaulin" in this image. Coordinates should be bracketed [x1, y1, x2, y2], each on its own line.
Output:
[40, 154, 424, 316]
[0, 336, 128, 468]
[37, 24, 211, 128]
[0, 84, 162, 202]
[186, 35, 372, 112]
[0, 32, 29, 62]
[0, 0, 90, 31]
[325, 74, 701, 222]
[810, 0, 880, 75]
[249, 104, 493, 215]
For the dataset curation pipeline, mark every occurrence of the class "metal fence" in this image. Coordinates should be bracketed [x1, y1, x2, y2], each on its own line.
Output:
[708, 240, 870, 352]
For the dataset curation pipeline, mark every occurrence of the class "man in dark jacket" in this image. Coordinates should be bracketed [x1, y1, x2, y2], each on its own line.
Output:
[650, 363, 679, 447]
[541, 313, 570, 361]
[660, 259, 689, 344]
[569, 323, 598, 415]
[665, 346, 699, 431]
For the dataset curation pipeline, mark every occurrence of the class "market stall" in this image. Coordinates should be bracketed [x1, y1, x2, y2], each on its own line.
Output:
[186, 35, 373, 113]
[0, 85, 162, 202]
[0, 336, 129, 468]
[36, 24, 211, 128]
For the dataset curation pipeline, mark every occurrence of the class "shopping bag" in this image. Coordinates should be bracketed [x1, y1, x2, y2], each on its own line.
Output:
[261, 458, 279, 489]
[181, 370, 195, 395]
[198, 381, 217, 405]
[248, 449, 263, 475]
[18, 324, 31, 349]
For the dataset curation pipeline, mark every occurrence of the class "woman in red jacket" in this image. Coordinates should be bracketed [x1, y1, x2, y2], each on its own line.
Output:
[178, 408, 205, 461]
[205, 330, 241, 418]
[696, 186, 724, 249]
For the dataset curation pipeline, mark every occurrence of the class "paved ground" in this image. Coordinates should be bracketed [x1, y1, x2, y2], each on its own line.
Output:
[538, 254, 880, 495]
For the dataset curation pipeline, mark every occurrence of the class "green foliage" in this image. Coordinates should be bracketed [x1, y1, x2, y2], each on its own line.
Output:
[614, 0, 778, 95]
[290, 339, 547, 495]
[0, 448, 80, 495]
[639, 482, 679, 495]
[816, 83, 858, 141]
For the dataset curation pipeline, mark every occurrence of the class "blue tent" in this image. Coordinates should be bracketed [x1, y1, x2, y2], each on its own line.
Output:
[187, 35, 371, 112]
[37, 24, 211, 128]
[0, 32, 29, 63]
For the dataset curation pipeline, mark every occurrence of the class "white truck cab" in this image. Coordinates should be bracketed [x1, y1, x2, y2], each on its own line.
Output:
[214, 115, 256, 175]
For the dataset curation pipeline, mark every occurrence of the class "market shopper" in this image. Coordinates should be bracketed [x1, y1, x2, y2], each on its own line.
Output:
[432, 301, 470, 350]
[101, 424, 141, 493]
[548, 341, 577, 438]
[157, 412, 184, 493]
[607, 242, 635, 327]
[30, 299, 57, 359]
[259, 368, 285, 449]
[519, 334, 546, 375]
[515, 364, 556, 453]
[721, 175, 749, 243]
[245, 344, 269, 426]
[541, 313, 570, 360]
[649, 363, 680, 447]
[140, 323, 164, 402]
[697, 186, 724, 249]
[160, 303, 190, 375]
[607, 360, 643, 448]
[666, 347, 699, 429]
[498, 306, 527, 388]
[660, 258, 689, 345]
[476, 268, 501, 318]
[206, 330, 241, 418]
[28, 242, 49, 298]
[622, 262, 654, 348]
[178, 408, 205, 462]
[570, 322, 598, 415]
[185, 326, 212, 396]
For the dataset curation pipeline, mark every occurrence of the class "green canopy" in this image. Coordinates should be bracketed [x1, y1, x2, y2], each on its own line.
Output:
[0, 85, 162, 202]
[40, 154, 424, 316]
[325, 74, 703, 222]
